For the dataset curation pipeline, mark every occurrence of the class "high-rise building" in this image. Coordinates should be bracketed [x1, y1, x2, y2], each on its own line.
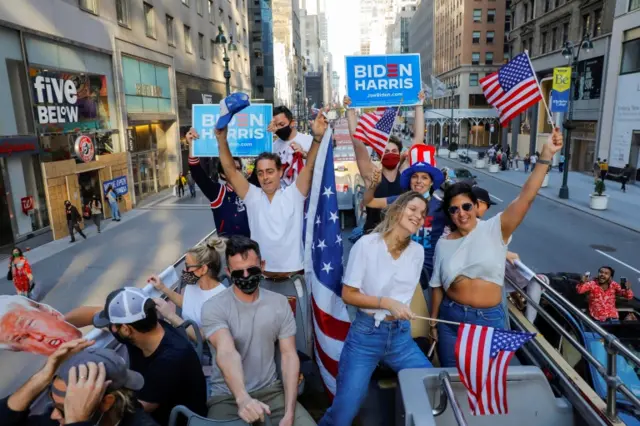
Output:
[360, 0, 394, 54]
[387, 0, 419, 53]
[301, 13, 322, 72]
[410, 0, 434, 85]
[332, 71, 341, 104]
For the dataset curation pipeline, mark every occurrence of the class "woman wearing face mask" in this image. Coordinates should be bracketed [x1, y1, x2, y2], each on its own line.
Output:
[148, 236, 226, 341]
[363, 144, 446, 298]
[90, 195, 102, 233]
[429, 129, 563, 367]
[344, 91, 426, 233]
[319, 191, 433, 426]
[7, 248, 33, 298]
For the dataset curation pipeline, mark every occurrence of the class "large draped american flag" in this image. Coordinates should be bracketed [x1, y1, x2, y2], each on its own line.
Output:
[456, 323, 535, 416]
[303, 129, 351, 396]
[353, 107, 398, 157]
[480, 52, 542, 127]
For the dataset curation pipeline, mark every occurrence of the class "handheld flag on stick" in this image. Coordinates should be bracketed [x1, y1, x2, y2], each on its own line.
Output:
[353, 107, 398, 157]
[456, 324, 535, 416]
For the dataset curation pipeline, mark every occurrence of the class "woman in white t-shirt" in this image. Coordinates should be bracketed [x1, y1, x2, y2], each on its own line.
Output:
[320, 191, 433, 426]
[149, 236, 226, 341]
[429, 129, 563, 367]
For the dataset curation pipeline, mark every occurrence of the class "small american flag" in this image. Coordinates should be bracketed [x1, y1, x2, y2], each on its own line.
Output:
[456, 324, 535, 416]
[480, 52, 543, 127]
[353, 107, 398, 157]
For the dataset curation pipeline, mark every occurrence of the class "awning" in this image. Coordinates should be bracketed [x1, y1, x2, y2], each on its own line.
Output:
[128, 113, 177, 123]
[424, 109, 499, 121]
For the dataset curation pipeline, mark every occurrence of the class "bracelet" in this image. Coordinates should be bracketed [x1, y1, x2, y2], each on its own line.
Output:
[312, 137, 322, 144]
[537, 159, 551, 165]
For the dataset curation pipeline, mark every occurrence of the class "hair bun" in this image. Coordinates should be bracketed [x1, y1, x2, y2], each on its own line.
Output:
[206, 236, 227, 251]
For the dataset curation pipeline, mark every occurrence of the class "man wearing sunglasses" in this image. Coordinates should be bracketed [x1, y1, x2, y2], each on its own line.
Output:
[0, 339, 158, 425]
[201, 235, 315, 426]
[186, 128, 250, 238]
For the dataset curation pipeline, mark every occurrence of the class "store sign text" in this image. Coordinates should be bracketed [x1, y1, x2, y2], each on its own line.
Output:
[136, 84, 163, 97]
[33, 76, 79, 124]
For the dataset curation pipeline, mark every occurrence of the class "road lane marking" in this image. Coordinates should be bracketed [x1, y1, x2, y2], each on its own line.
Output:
[595, 250, 640, 274]
[489, 194, 504, 203]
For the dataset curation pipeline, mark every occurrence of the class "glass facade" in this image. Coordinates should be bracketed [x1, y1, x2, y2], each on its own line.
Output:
[122, 56, 172, 114]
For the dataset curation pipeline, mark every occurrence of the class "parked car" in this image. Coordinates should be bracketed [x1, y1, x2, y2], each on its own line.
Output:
[453, 168, 478, 186]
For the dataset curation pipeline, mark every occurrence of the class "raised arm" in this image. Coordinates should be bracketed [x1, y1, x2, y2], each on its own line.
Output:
[215, 127, 250, 199]
[64, 306, 102, 328]
[296, 112, 327, 196]
[412, 91, 426, 145]
[344, 96, 375, 184]
[615, 283, 634, 299]
[185, 128, 223, 200]
[576, 280, 596, 295]
[501, 128, 562, 240]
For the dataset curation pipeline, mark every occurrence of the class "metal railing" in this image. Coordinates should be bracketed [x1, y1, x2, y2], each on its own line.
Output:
[510, 260, 640, 421]
[432, 371, 468, 426]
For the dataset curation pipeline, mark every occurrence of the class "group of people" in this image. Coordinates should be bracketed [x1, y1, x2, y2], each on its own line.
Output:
[63, 185, 122, 244]
[594, 158, 635, 192]
[2, 90, 565, 426]
[175, 172, 196, 198]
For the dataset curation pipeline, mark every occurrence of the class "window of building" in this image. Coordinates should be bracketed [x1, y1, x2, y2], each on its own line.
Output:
[544, 0, 550, 12]
[473, 9, 482, 22]
[79, 0, 98, 14]
[488, 9, 496, 23]
[582, 14, 591, 37]
[115, 0, 129, 26]
[144, 3, 155, 38]
[523, 3, 529, 23]
[469, 94, 489, 107]
[243, 28, 248, 47]
[522, 38, 528, 52]
[166, 15, 175, 46]
[473, 31, 481, 43]
[552, 27, 558, 50]
[487, 31, 495, 43]
[211, 40, 216, 62]
[185, 25, 193, 53]
[504, 51, 511, 62]
[209, 0, 214, 22]
[470, 73, 479, 86]
[182, 0, 189, 6]
[541, 31, 547, 53]
[472, 52, 480, 65]
[631, 0, 640, 11]
[593, 9, 602, 37]
[197, 0, 203, 15]
[562, 22, 569, 44]
[198, 33, 205, 58]
[621, 32, 640, 74]
[485, 52, 494, 64]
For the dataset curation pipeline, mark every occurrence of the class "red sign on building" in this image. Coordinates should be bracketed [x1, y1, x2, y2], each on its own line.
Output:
[21, 196, 34, 215]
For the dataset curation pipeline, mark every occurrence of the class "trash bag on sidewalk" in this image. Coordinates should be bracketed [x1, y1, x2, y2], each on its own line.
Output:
[172, 185, 177, 197]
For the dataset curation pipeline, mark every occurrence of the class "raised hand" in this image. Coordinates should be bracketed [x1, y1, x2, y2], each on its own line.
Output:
[63, 362, 110, 424]
[147, 274, 166, 292]
[418, 90, 425, 102]
[311, 113, 328, 139]
[542, 127, 563, 158]
[343, 95, 352, 108]
[185, 128, 199, 145]
[41, 339, 94, 379]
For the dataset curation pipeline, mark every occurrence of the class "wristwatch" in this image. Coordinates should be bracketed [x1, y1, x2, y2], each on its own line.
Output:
[537, 159, 551, 165]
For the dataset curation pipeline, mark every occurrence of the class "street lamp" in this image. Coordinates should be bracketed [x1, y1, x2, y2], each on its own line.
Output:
[558, 33, 593, 199]
[448, 83, 458, 145]
[214, 26, 237, 97]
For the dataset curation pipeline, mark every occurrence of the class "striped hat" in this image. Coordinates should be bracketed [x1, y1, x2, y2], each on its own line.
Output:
[400, 145, 444, 190]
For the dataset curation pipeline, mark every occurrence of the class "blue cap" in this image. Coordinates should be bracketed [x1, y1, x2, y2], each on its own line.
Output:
[400, 162, 445, 191]
[215, 93, 251, 130]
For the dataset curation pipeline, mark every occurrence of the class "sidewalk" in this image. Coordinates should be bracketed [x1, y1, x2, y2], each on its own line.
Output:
[440, 155, 640, 233]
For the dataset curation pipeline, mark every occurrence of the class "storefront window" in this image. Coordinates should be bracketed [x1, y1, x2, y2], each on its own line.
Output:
[122, 56, 172, 114]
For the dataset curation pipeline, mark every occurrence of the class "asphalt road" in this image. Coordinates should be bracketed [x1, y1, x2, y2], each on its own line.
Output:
[438, 157, 640, 290]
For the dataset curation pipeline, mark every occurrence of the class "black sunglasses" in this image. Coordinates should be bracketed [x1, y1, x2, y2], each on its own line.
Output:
[448, 203, 474, 215]
[229, 266, 262, 279]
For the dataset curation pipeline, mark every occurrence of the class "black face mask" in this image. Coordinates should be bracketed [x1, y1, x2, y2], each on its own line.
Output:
[275, 125, 293, 141]
[230, 267, 262, 295]
[181, 269, 200, 285]
[111, 326, 133, 345]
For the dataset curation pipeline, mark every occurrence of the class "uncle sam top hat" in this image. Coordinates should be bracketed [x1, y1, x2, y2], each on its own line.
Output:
[400, 144, 444, 190]
[215, 93, 251, 130]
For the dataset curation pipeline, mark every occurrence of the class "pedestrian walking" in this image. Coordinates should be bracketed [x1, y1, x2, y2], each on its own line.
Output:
[622, 164, 633, 192]
[7, 247, 34, 298]
[176, 173, 186, 197]
[106, 185, 121, 221]
[64, 200, 86, 243]
[514, 152, 520, 170]
[187, 171, 196, 198]
[90, 195, 102, 233]
[530, 152, 538, 171]
[558, 153, 566, 172]
[524, 153, 531, 172]
[599, 159, 609, 181]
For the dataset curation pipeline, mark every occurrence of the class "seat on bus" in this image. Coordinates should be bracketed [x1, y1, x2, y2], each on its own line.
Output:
[169, 405, 272, 426]
[397, 366, 573, 426]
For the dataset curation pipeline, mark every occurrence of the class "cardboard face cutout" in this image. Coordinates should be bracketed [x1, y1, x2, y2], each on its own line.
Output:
[0, 296, 82, 356]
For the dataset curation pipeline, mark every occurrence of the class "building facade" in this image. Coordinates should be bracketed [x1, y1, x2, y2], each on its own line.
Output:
[387, 0, 419, 54]
[360, 0, 394, 55]
[597, 0, 640, 179]
[409, 0, 435, 87]
[0, 0, 251, 247]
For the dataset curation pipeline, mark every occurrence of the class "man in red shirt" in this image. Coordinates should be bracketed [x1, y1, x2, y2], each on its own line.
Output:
[576, 266, 633, 321]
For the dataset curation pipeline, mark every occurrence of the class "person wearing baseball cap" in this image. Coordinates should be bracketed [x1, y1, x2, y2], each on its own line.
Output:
[0, 339, 158, 425]
[363, 144, 447, 298]
[471, 186, 497, 217]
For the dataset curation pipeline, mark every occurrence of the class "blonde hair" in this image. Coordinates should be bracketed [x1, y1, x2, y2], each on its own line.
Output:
[109, 389, 137, 418]
[373, 191, 428, 251]
[186, 236, 226, 278]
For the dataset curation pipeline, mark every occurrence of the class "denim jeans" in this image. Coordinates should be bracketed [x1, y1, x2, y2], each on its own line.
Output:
[437, 296, 505, 368]
[109, 201, 120, 220]
[319, 311, 432, 426]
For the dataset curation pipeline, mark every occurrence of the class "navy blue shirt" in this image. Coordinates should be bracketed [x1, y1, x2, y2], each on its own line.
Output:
[188, 157, 250, 237]
[386, 194, 446, 276]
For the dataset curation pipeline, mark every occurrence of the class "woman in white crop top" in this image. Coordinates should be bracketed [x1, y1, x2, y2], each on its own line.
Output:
[429, 129, 563, 367]
[149, 236, 227, 342]
[320, 191, 433, 426]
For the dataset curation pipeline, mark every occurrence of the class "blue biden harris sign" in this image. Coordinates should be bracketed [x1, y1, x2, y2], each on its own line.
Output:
[192, 104, 273, 157]
[345, 54, 422, 108]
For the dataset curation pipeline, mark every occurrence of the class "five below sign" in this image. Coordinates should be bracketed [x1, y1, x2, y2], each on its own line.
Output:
[33, 75, 79, 124]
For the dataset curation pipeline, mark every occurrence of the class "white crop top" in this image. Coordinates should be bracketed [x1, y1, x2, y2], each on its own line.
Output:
[429, 213, 510, 291]
[343, 233, 424, 324]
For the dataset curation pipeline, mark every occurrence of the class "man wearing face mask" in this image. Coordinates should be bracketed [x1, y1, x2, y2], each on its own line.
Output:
[268, 106, 314, 187]
[201, 235, 315, 426]
[344, 91, 426, 233]
[64, 200, 86, 243]
[64, 288, 207, 425]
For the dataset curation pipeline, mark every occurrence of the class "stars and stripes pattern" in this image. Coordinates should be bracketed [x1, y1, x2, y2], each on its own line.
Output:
[455, 324, 535, 416]
[303, 130, 351, 396]
[480, 52, 543, 127]
[353, 107, 398, 157]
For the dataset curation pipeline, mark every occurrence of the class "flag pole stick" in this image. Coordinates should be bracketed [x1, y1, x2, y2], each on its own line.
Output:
[525, 50, 555, 127]
[414, 315, 461, 326]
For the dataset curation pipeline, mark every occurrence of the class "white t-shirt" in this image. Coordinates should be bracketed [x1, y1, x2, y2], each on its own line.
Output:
[430, 213, 510, 291]
[273, 132, 313, 187]
[343, 233, 424, 324]
[242, 183, 306, 272]
[182, 283, 226, 325]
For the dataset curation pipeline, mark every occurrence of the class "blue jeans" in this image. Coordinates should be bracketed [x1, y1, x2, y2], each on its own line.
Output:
[437, 296, 505, 367]
[109, 201, 120, 220]
[319, 311, 432, 426]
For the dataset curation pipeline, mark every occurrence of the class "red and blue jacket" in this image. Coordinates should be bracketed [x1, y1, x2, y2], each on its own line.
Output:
[188, 157, 250, 238]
